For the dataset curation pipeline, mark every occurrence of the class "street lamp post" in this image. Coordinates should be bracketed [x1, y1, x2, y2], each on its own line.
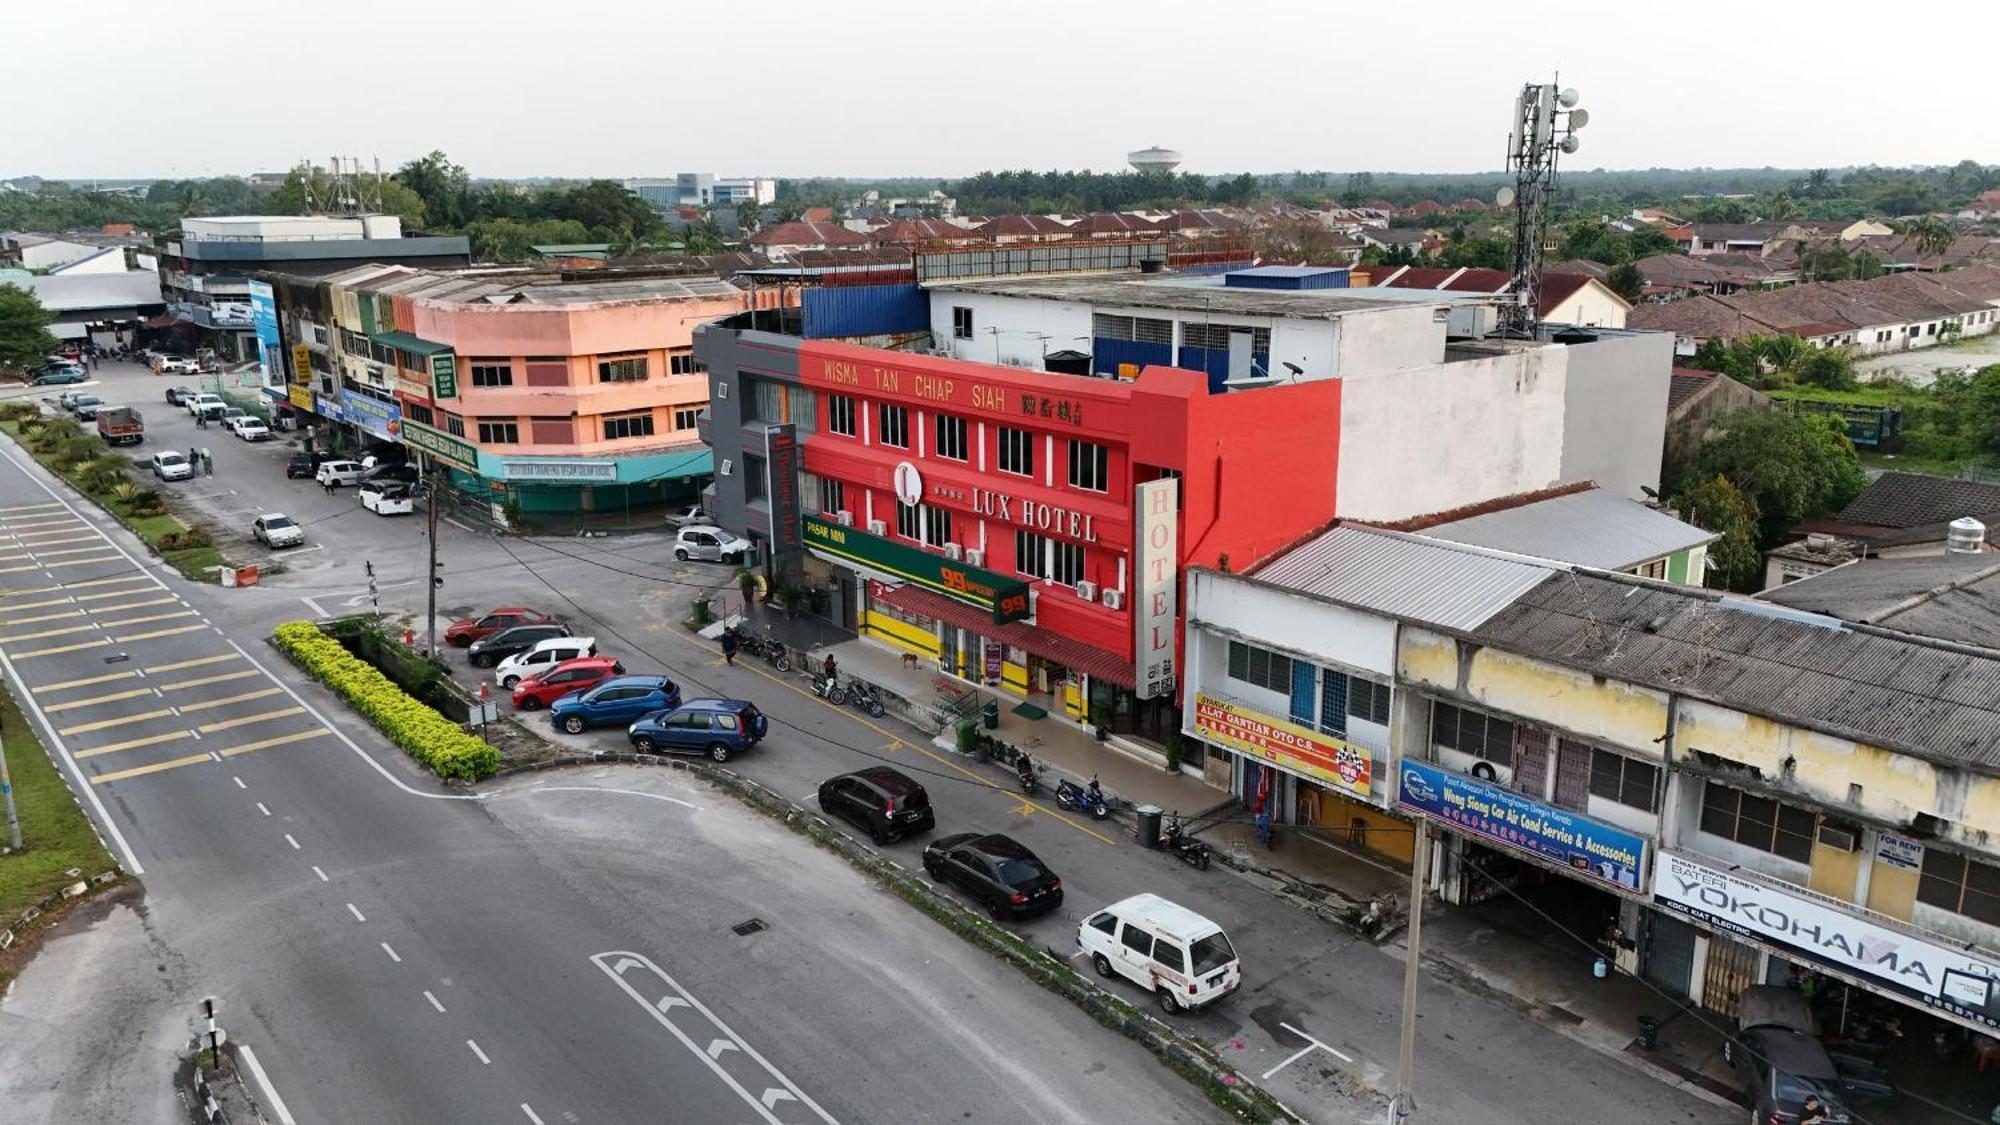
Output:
[1388, 818, 1431, 1123]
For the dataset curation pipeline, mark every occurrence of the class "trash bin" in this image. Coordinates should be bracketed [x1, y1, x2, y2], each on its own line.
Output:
[981, 700, 1000, 730]
[1136, 804, 1164, 849]
[1635, 1015, 1660, 1051]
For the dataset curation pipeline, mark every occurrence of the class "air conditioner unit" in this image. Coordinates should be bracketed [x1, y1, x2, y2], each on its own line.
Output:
[941, 543, 963, 560]
[834, 510, 853, 526]
[964, 549, 985, 567]
[1101, 589, 1124, 610]
[719, 459, 733, 476]
[1074, 580, 1098, 601]
[867, 519, 887, 536]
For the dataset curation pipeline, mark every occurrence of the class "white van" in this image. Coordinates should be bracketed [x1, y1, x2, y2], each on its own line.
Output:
[494, 635, 599, 688]
[1076, 893, 1240, 1014]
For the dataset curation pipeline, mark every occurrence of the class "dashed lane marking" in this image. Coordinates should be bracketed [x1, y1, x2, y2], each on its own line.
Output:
[90, 751, 212, 784]
[111, 623, 210, 643]
[33, 669, 138, 693]
[176, 687, 281, 713]
[73, 731, 190, 760]
[9, 637, 111, 659]
[142, 652, 239, 675]
[217, 728, 329, 758]
[157, 668, 260, 692]
[58, 708, 174, 736]
[197, 707, 304, 734]
[43, 686, 156, 712]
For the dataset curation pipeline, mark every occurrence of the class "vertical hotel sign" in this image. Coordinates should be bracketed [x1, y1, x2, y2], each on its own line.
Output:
[765, 424, 800, 554]
[1133, 478, 1179, 699]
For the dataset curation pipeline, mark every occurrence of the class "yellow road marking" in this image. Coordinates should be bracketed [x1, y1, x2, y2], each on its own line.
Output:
[2, 595, 76, 611]
[84, 596, 176, 614]
[74, 730, 189, 759]
[143, 652, 240, 674]
[32, 669, 138, 693]
[4, 529, 97, 542]
[0, 582, 59, 598]
[0, 564, 43, 574]
[218, 728, 331, 759]
[95, 610, 194, 630]
[197, 706, 303, 734]
[5, 608, 84, 625]
[0, 502, 62, 514]
[69, 577, 158, 597]
[0, 555, 28, 564]
[8, 638, 111, 659]
[112, 623, 210, 642]
[0, 622, 101, 643]
[176, 687, 280, 713]
[45, 555, 123, 569]
[2, 517, 85, 530]
[33, 545, 113, 559]
[91, 752, 211, 784]
[156, 668, 259, 692]
[44, 687, 157, 713]
[735, 656, 1120, 847]
[58, 708, 173, 736]
[13, 534, 102, 547]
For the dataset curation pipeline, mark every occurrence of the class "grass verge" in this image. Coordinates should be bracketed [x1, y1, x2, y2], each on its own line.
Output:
[0, 679, 118, 980]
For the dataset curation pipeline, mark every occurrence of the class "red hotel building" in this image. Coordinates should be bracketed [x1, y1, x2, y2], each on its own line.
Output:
[697, 326, 1342, 743]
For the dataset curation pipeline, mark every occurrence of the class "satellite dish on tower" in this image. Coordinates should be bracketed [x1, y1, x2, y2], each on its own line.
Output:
[1567, 108, 1590, 130]
[1560, 136, 1581, 155]
[1494, 186, 1516, 207]
[1558, 87, 1580, 107]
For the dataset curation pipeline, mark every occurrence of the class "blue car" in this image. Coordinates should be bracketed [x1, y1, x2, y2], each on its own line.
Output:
[627, 699, 767, 762]
[547, 674, 681, 734]
[32, 365, 87, 385]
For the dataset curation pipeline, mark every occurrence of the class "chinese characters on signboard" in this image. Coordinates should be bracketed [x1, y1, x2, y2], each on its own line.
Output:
[1397, 760, 1645, 892]
[1133, 478, 1178, 699]
[1194, 693, 1372, 797]
[766, 425, 800, 553]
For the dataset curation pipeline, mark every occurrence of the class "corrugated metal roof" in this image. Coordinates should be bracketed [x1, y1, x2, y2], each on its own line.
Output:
[1419, 489, 1717, 570]
[9, 270, 164, 313]
[1252, 526, 1555, 631]
[1473, 573, 2000, 774]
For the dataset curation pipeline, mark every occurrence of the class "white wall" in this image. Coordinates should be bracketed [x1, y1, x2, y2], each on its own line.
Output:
[18, 239, 96, 270]
[54, 251, 128, 276]
[1548, 282, 1629, 329]
[1333, 301, 1449, 373]
[1267, 319, 1337, 381]
[929, 292, 1094, 370]
[1558, 330, 1671, 501]
[1336, 345, 1569, 521]
[1187, 570, 1397, 676]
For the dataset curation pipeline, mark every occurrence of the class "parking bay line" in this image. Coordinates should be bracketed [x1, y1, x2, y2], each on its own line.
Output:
[93, 610, 196, 630]
[4, 595, 80, 611]
[198, 707, 305, 735]
[8, 637, 112, 659]
[90, 751, 212, 784]
[58, 707, 174, 736]
[73, 730, 191, 760]
[83, 595, 178, 615]
[32, 545, 116, 559]
[4, 608, 85, 625]
[217, 728, 330, 759]
[42, 555, 125, 569]
[156, 668, 261, 692]
[33, 669, 138, 693]
[173, 687, 280, 713]
[43, 686, 156, 712]
[113, 623, 211, 643]
[0, 622, 101, 643]
[144, 652, 241, 675]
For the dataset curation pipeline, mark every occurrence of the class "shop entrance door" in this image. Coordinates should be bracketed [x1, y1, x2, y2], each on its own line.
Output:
[1701, 931, 1761, 1019]
[1643, 911, 1699, 997]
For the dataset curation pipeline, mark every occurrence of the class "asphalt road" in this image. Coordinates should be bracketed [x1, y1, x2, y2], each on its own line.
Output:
[0, 364, 1209, 1125]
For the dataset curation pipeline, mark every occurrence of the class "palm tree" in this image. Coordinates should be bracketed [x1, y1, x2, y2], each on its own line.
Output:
[176, 183, 204, 218]
[1805, 169, 1833, 199]
[1902, 216, 1955, 259]
[1765, 192, 1800, 221]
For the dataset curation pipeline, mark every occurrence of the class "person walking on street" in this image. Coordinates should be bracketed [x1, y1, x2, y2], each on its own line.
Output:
[720, 629, 738, 667]
[322, 475, 336, 497]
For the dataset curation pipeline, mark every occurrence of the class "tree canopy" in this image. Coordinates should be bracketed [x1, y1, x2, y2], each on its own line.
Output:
[1672, 475, 1763, 590]
[0, 284, 61, 372]
[1672, 409, 1867, 543]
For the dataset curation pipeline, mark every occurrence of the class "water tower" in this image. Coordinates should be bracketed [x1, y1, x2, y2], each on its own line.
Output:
[1128, 146, 1183, 174]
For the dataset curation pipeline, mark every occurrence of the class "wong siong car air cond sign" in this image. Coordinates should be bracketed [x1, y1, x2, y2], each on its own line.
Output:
[1652, 851, 2000, 1032]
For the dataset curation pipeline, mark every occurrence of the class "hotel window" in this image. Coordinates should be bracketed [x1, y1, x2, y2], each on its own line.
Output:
[1430, 701, 1514, 763]
[1050, 539, 1084, 586]
[1699, 780, 1815, 864]
[923, 506, 952, 548]
[896, 501, 921, 541]
[597, 356, 648, 382]
[1588, 750, 1660, 812]
[879, 403, 910, 448]
[998, 427, 1034, 476]
[672, 407, 700, 431]
[441, 412, 467, 438]
[1917, 848, 2000, 927]
[820, 477, 845, 516]
[1067, 439, 1109, 492]
[1015, 530, 1051, 580]
[952, 305, 974, 340]
[935, 414, 967, 461]
[476, 420, 518, 444]
[470, 363, 513, 388]
[1226, 641, 1292, 695]
[669, 353, 704, 375]
[827, 394, 857, 436]
[602, 411, 656, 440]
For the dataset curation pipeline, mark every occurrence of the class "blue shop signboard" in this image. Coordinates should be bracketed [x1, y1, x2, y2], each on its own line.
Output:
[340, 390, 401, 442]
[1396, 760, 1647, 892]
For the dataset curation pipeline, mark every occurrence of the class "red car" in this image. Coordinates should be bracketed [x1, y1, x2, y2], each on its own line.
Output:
[445, 607, 556, 647]
[511, 656, 625, 711]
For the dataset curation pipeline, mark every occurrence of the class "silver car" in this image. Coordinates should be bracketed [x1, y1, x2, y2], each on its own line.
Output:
[674, 525, 750, 563]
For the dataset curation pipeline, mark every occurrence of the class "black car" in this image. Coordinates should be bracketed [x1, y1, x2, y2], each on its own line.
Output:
[816, 766, 935, 844]
[286, 450, 339, 479]
[360, 461, 420, 485]
[165, 385, 195, 406]
[467, 622, 571, 668]
[922, 833, 1063, 919]
[1722, 986, 1885, 1124]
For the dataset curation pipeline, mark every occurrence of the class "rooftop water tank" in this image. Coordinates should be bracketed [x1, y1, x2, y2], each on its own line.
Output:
[1946, 516, 1986, 554]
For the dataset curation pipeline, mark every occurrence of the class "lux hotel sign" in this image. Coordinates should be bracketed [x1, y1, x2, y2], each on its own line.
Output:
[1133, 478, 1179, 699]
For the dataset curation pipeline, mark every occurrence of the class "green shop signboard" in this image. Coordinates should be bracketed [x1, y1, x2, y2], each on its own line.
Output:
[430, 353, 458, 399]
[803, 514, 1029, 623]
[401, 420, 479, 472]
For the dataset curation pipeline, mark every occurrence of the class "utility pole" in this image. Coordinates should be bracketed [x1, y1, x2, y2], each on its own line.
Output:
[423, 453, 441, 656]
[1388, 818, 1430, 1124]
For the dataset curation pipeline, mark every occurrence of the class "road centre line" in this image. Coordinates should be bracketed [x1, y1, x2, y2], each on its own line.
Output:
[90, 751, 211, 785]
[232, 775, 246, 789]
[57, 707, 173, 736]
[285, 833, 300, 849]
[346, 903, 366, 922]
[312, 866, 328, 882]
[157, 668, 260, 691]
[257, 803, 271, 817]
[424, 990, 446, 1013]
[521, 1104, 543, 1124]
[467, 1040, 490, 1065]
[176, 687, 281, 713]
[381, 943, 401, 963]
[143, 652, 239, 674]
[42, 686, 155, 712]
[74, 731, 190, 759]
[198, 706, 304, 734]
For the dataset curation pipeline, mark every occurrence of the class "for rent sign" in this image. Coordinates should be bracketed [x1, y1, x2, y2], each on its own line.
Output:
[1653, 851, 2000, 1032]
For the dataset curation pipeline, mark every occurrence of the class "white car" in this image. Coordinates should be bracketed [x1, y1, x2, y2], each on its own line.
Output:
[158, 358, 200, 375]
[674, 525, 751, 563]
[185, 393, 225, 417]
[1076, 893, 1241, 1015]
[151, 451, 193, 482]
[358, 479, 415, 516]
[228, 416, 272, 441]
[663, 504, 707, 529]
[494, 635, 599, 689]
[252, 513, 305, 548]
[315, 460, 364, 488]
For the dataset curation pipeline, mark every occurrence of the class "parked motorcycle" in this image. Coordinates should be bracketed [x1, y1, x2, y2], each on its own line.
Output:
[811, 671, 846, 705]
[1016, 754, 1041, 796]
[727, 625, 764, 660]
[1054, 777, 1111, 820]
[1162, 812, 1211, 869]
[844, 678, 886, 718]
[762, 636, 791, 672]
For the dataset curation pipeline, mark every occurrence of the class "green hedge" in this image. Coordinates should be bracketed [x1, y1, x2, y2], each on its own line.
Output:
[273, 621, 499, 781]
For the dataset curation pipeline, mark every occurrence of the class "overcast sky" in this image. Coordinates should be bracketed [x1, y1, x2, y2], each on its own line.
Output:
[11, 0, 1990, 182]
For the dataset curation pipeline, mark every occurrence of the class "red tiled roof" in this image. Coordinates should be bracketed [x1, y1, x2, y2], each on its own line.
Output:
[871, 219, 981, 244]
[748, 220, 868, 247]
[975, 214, 1070, 236]
[802, 207, 833, 223]
[870, 584, 1134, 688]
[1072, 212, 1160, 234]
